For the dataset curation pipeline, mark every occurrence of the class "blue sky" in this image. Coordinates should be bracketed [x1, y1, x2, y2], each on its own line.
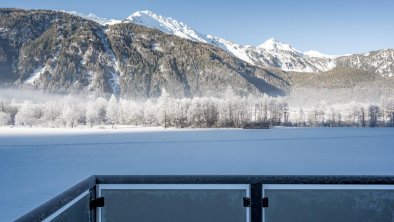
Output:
[1, 0, 393, 55]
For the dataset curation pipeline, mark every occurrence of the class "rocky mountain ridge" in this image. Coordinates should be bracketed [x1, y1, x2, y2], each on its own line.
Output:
[1, 8, 393, 99]
[0, 8, 289, 98]
[124, 10, 394, 76]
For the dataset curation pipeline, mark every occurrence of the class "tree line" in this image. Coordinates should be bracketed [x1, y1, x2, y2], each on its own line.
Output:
[1, 88, 394, 128]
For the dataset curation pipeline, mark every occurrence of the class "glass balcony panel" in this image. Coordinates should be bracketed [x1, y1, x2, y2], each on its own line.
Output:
[99, 185, 249, 222]
[263, 185, 394, 222]
[47, 192, 91, 222]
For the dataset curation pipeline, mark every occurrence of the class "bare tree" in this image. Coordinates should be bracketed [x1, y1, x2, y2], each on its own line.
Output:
[368, 105, 379, 127]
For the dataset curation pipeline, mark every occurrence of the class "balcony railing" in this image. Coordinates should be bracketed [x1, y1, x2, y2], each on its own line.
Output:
[15, 175, 394, 222]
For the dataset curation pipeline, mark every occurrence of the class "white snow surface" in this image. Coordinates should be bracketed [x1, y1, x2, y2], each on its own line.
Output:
[24, 66, 47, 84]
[258, 38, 299, 53]
[97, 29, 121, 94]
[1, 127, 394, 221]
[127, 11, 208, 43]
[304, 50, 339, 59]
[64, 11, 122, 26]
[206, 35, 256, 64]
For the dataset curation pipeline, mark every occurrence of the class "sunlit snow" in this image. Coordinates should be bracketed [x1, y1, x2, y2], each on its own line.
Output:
[304, 50, 339, 59]
[1, 127, 394, 221]
[24, 67, 47, 84]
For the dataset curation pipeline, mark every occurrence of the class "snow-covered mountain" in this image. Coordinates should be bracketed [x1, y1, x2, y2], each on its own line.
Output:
[304, 50, 338, 59]
[0, 9, 290, 98]
[65, 11, 122, 26]
[124, 11, 336, 73]
[336, 49, 394, 77]
[254, 38, 337, 72]
[2, 8, 393, 99]
[126, 11, 208, 43]
[73, 10, 393, 76]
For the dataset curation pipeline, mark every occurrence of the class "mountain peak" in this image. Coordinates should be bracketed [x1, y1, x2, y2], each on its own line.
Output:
[64, 10, 338, 73]
[257, 38, 298, 52]
[304, 50, 342, 59]
[265, 38, 280, 44]
[64, 11, 122, 26]
[304, 50, 327, 58]
[128, 10, 156, 20]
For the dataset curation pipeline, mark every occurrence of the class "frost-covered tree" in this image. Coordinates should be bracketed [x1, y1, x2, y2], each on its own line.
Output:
[328, 107, 336, 127]
[106, 94, 119, 127]
[158, 89, 170, 128]
[173, 98, 190, 128]
[15, 101, 42, 126]
[300, 108, 306, 127]
[57, 96, 86, 128]
[218, 86, 238, 127]
[61, 103, 83, 128]
[0, 101, 17, 125]
[143, 99, 159, 126]
[86, 98, 107, 127]
[188, 98, 205, 127]
[202, 97, 218, 127]
[316, 100, 327, 126]
[268, 99, 280, 125]
[86, 101, 98, 127]
[0, 112, 11, 125]
[97, 98, 108, 124]
[386, 99, 394, 127]
[280, 101, 290, 126]
[119, 99, 143, 125]
[2, 86, 394, 128]
[42, 101, 62, 127]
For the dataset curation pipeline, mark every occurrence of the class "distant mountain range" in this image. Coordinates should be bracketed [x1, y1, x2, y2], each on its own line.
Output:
[124, 10, 394, 76]
[0, 8, 393, 98]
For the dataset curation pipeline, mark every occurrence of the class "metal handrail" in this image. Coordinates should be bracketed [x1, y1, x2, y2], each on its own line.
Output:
[95, 175, 394, 184]
[15, 175, 394, 222]
[15, 176, 96, 222]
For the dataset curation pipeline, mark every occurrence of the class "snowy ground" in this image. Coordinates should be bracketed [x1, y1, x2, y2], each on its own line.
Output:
[1, 127, 394, 221]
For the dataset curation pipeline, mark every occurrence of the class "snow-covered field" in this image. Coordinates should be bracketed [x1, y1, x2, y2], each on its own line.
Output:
[1, 127, 394, 221]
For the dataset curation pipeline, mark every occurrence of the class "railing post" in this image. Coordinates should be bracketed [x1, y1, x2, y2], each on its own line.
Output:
[89, 186, 97, 222]
[251, 183, 262, 222]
